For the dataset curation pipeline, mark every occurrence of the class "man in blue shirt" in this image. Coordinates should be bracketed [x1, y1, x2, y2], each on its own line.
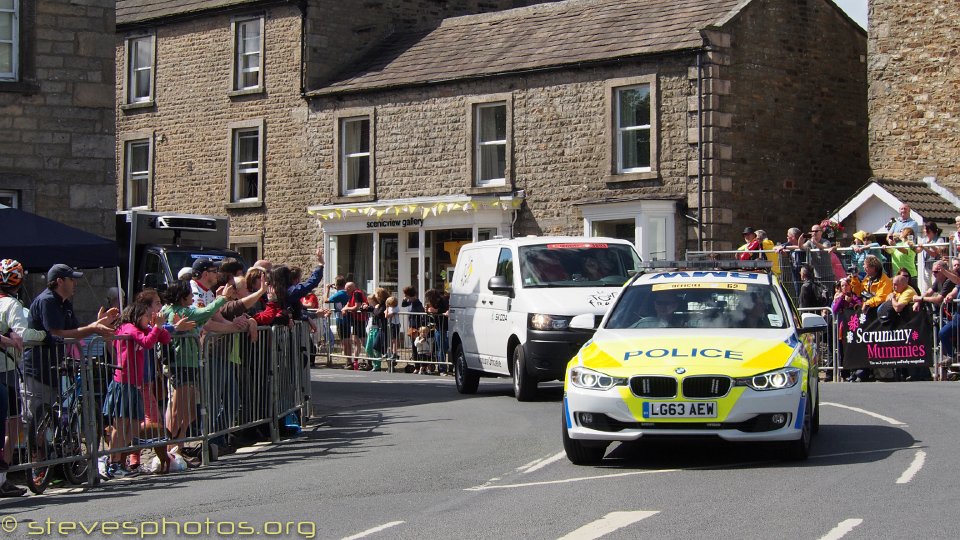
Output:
[23, 264, 117, 422]
[886, 203, 920, 246]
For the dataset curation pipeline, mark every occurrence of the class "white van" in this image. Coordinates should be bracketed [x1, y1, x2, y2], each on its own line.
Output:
[448, 236, 642, 400]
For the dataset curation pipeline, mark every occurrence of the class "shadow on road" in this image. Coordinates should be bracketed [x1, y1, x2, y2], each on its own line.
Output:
[597, 423, 918, 470]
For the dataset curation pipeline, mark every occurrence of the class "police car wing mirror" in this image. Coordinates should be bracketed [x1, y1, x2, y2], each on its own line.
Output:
[569, 313, 596, 330]
[488, 275, 514, 297]
[800, 313, 828, 329]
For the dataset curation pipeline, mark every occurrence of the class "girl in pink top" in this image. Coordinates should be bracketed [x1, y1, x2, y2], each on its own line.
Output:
[101, 302, 170, 478]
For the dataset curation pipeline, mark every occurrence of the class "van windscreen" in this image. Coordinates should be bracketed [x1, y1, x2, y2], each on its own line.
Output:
[518, 243, 640, 288]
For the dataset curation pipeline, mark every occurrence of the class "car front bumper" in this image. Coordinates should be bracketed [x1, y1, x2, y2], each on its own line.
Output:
[564, 383, 806, 442]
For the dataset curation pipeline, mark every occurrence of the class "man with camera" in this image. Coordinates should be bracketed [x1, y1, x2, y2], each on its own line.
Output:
[851, 255, 893, 312]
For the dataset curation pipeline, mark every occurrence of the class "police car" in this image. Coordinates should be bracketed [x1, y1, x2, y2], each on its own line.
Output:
[561, 261, 826, 464]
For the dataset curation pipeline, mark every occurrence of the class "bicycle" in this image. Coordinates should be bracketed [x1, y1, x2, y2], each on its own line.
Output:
[25, 356, 95, 494]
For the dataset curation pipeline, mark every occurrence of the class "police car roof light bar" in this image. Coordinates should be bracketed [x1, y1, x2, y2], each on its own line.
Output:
[638, 259, 773, 271]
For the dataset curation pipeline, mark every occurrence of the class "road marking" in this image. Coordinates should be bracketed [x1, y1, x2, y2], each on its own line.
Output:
[810, 444, 923, 460]
[818, 519, 863, 540]
[340, 521, 405, 540]
[517, 456, 547, 472]
[523, 452, 566, 474]
[557, 511, 659, 540]
[822, 402, 906, 426]
[373, 379, 451, 384]
[895, 450, 926, 484]
[465, 468, 678, 491]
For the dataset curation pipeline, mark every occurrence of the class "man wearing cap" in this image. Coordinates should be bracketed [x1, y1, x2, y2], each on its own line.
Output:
[188, 259, 245, 333]
[23, 264, 118, 423]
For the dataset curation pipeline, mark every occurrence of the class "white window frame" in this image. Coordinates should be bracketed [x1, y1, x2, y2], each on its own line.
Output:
[340, 116, 371, 196]
[126, 34, 155, 105]
[232, 17, 263, 92]
[231, 127, 262, 202]
[0, 0, 18, 81]
[474, 102, 507, 187]
[580, 200, 676, 261]
[0, 189, 18, 208]
[615, 84, 652, 174]
[124, 139, 152, 209]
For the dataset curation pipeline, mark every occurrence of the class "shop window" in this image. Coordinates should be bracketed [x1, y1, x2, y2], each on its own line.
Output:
[0, 0, 18, 81]
[232, 17, 263, 92]
[125, 34, 155, 106]
[379, 233, 399, 289]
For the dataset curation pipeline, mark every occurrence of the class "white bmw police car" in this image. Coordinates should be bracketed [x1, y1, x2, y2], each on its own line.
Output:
[562, 261, 826, 464]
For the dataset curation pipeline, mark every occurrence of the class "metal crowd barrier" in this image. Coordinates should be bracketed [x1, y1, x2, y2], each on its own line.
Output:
[316, 306, 452, 373]
[1, 321, 312, 493]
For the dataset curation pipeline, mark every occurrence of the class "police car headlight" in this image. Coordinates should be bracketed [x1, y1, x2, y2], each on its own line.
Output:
[735, 367, 801, 391]
[569, 366, 627, 390]
[529, 314, 571, 330]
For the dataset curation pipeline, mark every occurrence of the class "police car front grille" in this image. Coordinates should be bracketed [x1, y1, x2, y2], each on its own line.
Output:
[629, 376, 677, 398]
[682, 376, 732, 398]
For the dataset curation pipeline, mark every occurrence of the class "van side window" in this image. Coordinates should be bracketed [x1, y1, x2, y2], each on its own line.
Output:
[495, 248, 513, 287]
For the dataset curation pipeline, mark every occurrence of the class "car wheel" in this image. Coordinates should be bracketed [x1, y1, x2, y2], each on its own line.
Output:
[562, 409, 607, 465]
[512, 346, 537, 401]
[784, 395, 813, 461]
[453, 344, 479, 394]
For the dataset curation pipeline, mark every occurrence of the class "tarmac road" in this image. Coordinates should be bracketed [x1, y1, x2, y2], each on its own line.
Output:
[1, 370, 956, 539]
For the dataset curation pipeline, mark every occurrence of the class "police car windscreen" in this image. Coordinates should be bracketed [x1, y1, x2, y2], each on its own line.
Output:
[518, 243, 641, 287]
[606, 283, 789, 329]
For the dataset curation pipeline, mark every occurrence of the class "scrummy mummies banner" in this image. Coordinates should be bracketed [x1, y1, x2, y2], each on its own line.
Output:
[840, 308, 933, 369]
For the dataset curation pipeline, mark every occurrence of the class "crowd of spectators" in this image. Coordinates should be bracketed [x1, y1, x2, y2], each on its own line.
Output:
[0, 247, 327, 496]
[737, 204, 960, 382]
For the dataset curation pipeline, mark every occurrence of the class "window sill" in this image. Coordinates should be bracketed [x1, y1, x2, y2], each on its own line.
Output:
[331, 194, 376, 204]
[466, 185, 512, 195]
[226, 200, 264, 210]
[0, 81, 40, 94]
[606, 171, 660, 184]
[121, 101, 155, 112]
[228, 87, 265, 99]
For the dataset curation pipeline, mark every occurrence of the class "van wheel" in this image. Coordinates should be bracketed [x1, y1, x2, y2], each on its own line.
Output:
[453, 344, 479, 394]
[512, 346, 537, 401]
[562, 411, 606, 465]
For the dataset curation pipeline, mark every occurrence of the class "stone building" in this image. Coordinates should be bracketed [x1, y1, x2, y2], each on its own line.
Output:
[0, 0, 115, 238]
[0, 0, 116, 313]
[115, 0, 868, 295]
[869, 0, 960, 189]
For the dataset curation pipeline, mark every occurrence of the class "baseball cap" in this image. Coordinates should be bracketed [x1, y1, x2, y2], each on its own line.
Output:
[191, 258, 218, 275]
[742, 227, 755, 235]
[47, 264, 83, 282]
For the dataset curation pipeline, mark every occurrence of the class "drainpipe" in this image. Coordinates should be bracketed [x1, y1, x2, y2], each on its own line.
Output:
[696, 48, 705, 251]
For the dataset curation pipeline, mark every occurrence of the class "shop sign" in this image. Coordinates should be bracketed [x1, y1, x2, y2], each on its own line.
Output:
[366, 217, 425, 229]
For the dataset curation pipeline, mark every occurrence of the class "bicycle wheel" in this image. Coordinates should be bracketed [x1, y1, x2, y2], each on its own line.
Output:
[26, 404, 56, 495]
[60, 413, 90, 486]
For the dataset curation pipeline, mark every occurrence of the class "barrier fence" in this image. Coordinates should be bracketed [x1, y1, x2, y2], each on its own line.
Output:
[2, 321, 311, 494]
[311, 308, 452, 373]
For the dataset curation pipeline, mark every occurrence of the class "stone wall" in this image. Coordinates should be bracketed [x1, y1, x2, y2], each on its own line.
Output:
[308, 57, 696, 239]
[869, 0, 960, 189]
[0, 0, 116, 236]
[115, 5, 318, 272]
[702, 0, 869, 250]
[0, 0, 116, 318]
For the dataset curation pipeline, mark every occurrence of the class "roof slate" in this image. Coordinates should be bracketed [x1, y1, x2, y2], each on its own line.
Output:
[874, 179, 960, 225]
[313, 0, 746, 95]
[116, 0, 268, 26]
